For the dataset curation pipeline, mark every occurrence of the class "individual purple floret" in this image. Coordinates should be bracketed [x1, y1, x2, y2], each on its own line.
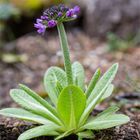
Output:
[34, 23, 46, 34]
[36, 19, 43, 23]
[48, 20, 57, 28]
[66, 9, 74, 17]
[58, 12, 63, 17]
[41, 16, 49, 21]
[73, 6, 80, 14]
[34, 4, 80, 34]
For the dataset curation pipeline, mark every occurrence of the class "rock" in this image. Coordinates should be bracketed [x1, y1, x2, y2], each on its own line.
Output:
[79, 0, 140, 38]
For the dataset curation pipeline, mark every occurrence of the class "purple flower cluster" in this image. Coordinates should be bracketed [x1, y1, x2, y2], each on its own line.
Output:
[34, 4, 80, 34]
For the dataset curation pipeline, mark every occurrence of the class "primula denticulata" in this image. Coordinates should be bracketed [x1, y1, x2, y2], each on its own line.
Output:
[0, 4, 130, 140]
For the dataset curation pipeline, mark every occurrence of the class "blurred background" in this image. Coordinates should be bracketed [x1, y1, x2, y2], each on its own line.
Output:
[0, 1, 140, 138]
[0, 0, 140, 111]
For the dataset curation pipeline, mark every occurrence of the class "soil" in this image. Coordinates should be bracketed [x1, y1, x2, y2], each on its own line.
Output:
[96, 116, 140, 140]
[0, 114, 140, 140]
[0, 30, 140, 140]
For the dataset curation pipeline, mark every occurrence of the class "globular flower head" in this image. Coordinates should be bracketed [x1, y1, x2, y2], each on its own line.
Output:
[34, 4, 80, 34]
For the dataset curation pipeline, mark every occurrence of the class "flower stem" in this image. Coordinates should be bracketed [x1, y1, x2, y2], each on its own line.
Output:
[57, 23, 73, 85]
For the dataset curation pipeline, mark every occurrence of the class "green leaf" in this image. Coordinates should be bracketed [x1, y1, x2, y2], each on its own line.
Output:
[79, 63, 118, 126]
[18, 125, 60, 140]
[79, 89, 106, 127]
[44, 67, 67, 106]
[72, 62, 85, 90]
[94, 106, 119, 119]
[57, 85, 86, 129]
[87, 63, 118, 105]
[56, 81, 63, 94]
[101, 84, 114, 101]
[86, 68, 101, 98]
[83, 114, 130, 130]
[10, 89, 61, 125]
[84, 105, 119, 125]
[55, 129, 74, 140]
[0, 108, 54, 125]
[77, 130, 95, 139]
[19, 84, 58, 117]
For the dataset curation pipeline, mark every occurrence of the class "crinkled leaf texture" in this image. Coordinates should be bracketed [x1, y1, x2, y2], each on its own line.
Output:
[83, 114, 129, 130]
[44, 67, 67, 106]
[0, 63, 130, 140]
[0, 108, 53, 125]
[87, 63, 118, 105]
[57, 85, 86, 129]
[72, 61, 85, 91]
[86, 68, 101, 98]
[9, 88, 61, 125]
[101, 84, 114, 101]
[19, 84, 58, 117]
[18, 124, 60, 140]
[81, 106, 129, 130]
[79, 63, 118, 126]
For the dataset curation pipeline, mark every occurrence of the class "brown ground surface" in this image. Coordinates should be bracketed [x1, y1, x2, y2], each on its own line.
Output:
[0, 30, 140, 140]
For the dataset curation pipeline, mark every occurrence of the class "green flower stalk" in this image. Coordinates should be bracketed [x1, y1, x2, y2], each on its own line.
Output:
[57, 23, 73, 85]
[34, 4, 80, 85]
[0, 4, 130, 140]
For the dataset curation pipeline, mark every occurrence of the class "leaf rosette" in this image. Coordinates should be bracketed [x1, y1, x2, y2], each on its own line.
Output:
[0, 4, 130, 140]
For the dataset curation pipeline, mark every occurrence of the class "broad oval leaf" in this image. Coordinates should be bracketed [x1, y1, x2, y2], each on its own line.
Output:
[44, 67, 67, 106]
[57, 85, 86, 129]
[10, 89, 61, 125]
[72, 62, 85, 91]
[83, 114, 130, 130]
[18, 124, 60, 140]
[0, 108, 53, 125]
